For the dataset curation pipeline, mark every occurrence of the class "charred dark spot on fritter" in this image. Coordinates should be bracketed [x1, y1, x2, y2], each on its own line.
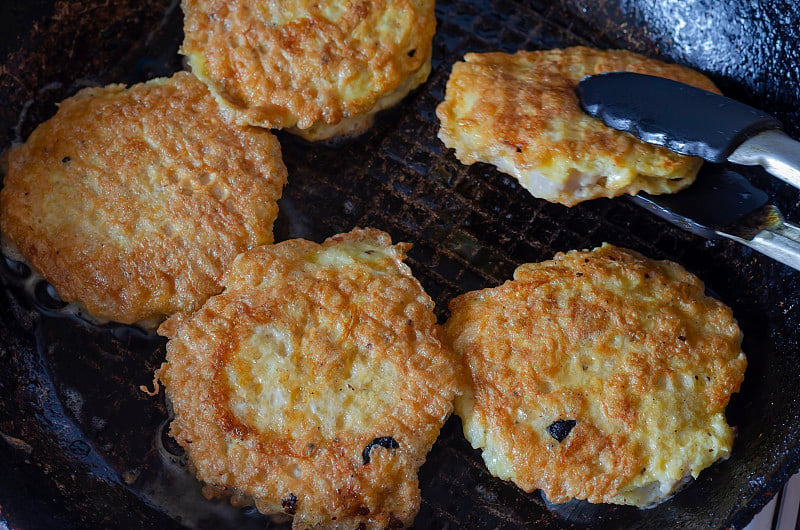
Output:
[281, 492, 297, 515]
[362, 436, 399, 464]
[356, 505, 370, 516]
[407, 48, 416, 58]
[547, 419, 577, 442]
[388, 514, 404, 529]
[62, 156, 71, 163]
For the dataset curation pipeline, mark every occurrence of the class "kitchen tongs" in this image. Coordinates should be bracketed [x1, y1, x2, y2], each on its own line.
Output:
[575, 72, 800, 271]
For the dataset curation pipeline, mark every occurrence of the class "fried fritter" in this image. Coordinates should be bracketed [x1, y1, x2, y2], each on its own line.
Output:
[155, 228, 463, 529]
[0, 72, 287, 325]
[444, 244, 746, 506]
[181, 0, 436, 141]
[436, 47, 721, 206]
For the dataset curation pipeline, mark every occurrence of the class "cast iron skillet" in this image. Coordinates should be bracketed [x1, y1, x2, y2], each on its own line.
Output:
[1, 0, 799, 528]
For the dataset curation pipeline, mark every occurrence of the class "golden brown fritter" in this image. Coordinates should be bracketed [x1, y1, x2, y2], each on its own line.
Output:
[181, 0, 436, 140]
[444, 244, 746, 506]
[0, 72, 287, 325]
[155, 228, 463, 529]
[436, 47, 721, 206]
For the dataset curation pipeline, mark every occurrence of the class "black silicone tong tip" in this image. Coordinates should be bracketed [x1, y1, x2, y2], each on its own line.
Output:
[577, 72, 781, 163]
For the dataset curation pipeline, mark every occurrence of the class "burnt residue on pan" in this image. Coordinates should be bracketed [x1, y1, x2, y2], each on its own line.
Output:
[0, 0, 184, 148]
[2, 0, 800, 529]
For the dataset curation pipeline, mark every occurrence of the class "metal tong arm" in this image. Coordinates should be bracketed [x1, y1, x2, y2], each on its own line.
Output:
[729, 130, 800, 192]
[721, 205, 800, 271]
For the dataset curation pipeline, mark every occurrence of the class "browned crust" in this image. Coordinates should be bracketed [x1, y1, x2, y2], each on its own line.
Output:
[0, 71, 287, 324]
[436, 47, 721, 205]
[156, 228, 464, 529]
[181, 0, 436, 131]
[444, 244, 746, 504]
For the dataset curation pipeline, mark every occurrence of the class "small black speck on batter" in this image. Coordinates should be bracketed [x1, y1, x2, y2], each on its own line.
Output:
[281, 493, 297, 515]
[362, 437, 399, 464]
[547, 419, 577, 442]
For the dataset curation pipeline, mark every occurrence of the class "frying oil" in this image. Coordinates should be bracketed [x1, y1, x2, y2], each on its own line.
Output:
[0, 249, 276, 528]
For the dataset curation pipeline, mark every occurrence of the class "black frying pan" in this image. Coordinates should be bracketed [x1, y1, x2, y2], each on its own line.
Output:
[2, 0, 800, 528]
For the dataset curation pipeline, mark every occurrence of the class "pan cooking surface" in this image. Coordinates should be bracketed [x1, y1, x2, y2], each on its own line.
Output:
[2, 0, 800, 528]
